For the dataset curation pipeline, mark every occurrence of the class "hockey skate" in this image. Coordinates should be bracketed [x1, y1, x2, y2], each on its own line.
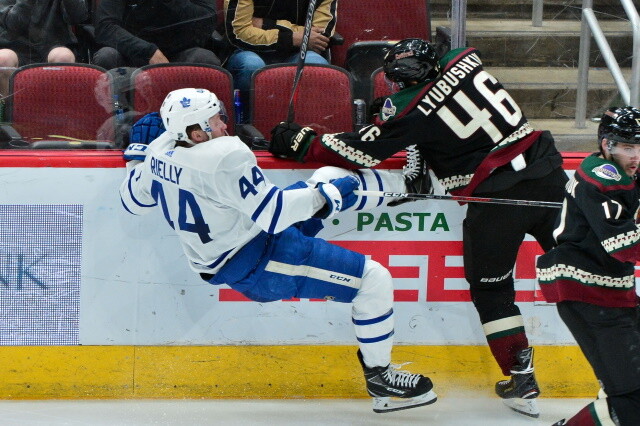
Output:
[495, 347, 540, 418]
[357, 350, 437, 413]
[388, 145, 432, 207]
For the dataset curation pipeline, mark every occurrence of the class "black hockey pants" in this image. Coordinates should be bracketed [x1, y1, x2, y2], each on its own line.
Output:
[463, 167, 567, 374]
[557, 301, 640, 426]
[463, 167, 567, 322]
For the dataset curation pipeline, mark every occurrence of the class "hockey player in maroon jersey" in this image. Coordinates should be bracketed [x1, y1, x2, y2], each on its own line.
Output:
[537, 106, 640, 426]
[268, 38, 570, 417]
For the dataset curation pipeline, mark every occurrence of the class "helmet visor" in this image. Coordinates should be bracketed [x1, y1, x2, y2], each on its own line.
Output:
[218, 101, 228, 123]
[382, 75, 402, 93]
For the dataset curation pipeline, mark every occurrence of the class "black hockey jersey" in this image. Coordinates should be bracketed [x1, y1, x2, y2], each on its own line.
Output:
[304, 47, 563, 196]
[537, 154, 640, 308]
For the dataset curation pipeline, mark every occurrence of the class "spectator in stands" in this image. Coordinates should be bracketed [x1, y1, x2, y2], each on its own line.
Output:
[0, 0, 89, 101]
[93, 0, 221, 70]
[224, 0, 337, 122]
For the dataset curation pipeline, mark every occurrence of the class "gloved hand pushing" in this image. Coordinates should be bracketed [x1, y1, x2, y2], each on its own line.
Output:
[123, 112, 166, 163]
[316, 175, 360, 219]
[269, 121, 316, 161]
[123, 143, 149, 162]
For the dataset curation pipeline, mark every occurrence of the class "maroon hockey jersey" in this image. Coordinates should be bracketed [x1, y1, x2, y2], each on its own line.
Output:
[537, 154, 640, 308]
[303, 47, 563, 196]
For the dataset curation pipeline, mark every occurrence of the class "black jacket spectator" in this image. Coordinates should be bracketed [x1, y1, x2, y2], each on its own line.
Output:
[0, 0, 88, 62]
[93, 0, 220, 68]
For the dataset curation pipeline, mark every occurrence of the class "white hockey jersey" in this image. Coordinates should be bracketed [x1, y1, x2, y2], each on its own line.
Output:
[120, 134, 326, 274]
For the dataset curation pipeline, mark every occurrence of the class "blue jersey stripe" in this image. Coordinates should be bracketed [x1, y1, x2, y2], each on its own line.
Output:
[352, 308, 393, 325]
[268, 190, 284, 234]
[128, 169, 156, 208]
[251, 186, 278, 222]
[193, 247, 234, 270]
[356, 330, 395, 344]
[371, 169, 385, 207]
[120, 197, 136, 215]
[354, 169, 368, 211]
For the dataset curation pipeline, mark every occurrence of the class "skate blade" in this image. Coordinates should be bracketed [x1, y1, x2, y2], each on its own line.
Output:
[372, 390, 437, 413]
[502, 397, 540, 418]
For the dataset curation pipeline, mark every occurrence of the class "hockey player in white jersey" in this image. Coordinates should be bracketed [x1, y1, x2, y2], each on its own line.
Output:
[119, 88, 437, 413]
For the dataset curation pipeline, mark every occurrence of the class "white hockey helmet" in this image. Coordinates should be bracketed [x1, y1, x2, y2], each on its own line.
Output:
[159, 88, 226, 142]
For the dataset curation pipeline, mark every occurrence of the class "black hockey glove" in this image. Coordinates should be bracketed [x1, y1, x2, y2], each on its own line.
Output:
[269, 122, 316, 162]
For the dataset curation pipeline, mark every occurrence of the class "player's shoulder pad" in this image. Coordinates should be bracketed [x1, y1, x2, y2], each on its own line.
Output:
[195, 135, 250, 156]
[188, 136, 254, 170]
[577, 155, 633, 189]
[143, 132, 176, 158]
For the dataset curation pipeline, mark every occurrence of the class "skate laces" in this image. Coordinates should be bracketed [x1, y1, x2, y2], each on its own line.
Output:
[383, 362, 421, 388]
[403, 145, 423, 180]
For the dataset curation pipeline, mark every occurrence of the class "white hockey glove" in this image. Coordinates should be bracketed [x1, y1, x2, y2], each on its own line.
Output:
[316, 175, 360, 219]
[123, 143, 149, 163]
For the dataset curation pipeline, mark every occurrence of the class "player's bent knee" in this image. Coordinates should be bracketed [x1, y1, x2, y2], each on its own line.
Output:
[307, 166, 353, 186]
[469, 281, 518, 319]
[352, 260, 393, 315]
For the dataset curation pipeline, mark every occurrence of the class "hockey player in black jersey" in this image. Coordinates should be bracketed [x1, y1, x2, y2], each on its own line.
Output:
[268, 38, 569, 418]
[538, 106, 640, 426]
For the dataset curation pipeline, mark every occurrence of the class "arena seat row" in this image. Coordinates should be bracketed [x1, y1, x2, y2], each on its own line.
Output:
[72, 0, 430, 108]
[1, 63, 401, 150]
[213, 0, 429, 104]
[78, 0, 430, 66]
[26, 0, 429, 149]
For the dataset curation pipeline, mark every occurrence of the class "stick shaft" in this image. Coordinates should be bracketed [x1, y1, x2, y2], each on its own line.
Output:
[354, 190, 563, 209]
[286, 0, 317, 122]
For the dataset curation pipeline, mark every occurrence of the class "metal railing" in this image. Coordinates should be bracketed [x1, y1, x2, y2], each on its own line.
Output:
[450, 0, 544, 49]
[450, 0, 467, 49]
[575, 0, 640, 127]
[532, 0, 544, 27]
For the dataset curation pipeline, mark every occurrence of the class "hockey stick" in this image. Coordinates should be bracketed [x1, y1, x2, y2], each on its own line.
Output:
[354, 190, 563, 208]
[286, 0, 318, 122]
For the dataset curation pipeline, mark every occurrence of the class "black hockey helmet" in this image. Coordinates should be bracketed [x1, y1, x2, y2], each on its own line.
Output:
[383, 38, 440, 89]
[598, 106, 640, 152]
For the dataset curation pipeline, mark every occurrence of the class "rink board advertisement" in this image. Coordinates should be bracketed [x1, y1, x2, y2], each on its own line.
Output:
[0, 152, 609, 347]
